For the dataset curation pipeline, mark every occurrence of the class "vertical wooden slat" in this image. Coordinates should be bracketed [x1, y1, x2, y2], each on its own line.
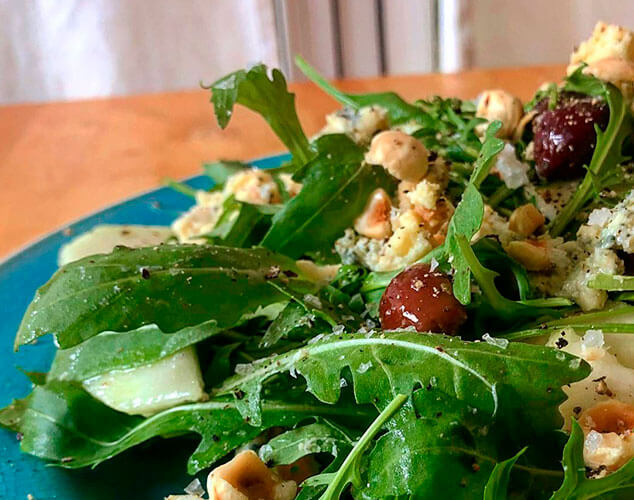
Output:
[273, 0, 340, 81]
[380, 0, 436, 74]
[336, 0, 383, 78]
[438, 0, 473, 72]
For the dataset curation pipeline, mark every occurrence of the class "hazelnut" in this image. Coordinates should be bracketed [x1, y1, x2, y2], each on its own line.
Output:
[365, 130, 429, 182]
[505, 239, 551, 271]
[354, 188, 393, 239]
[207, 451, 296, 500]
[580, 400, 634, 471]
[476, 90, 524, 139]
[509, 204, 545, 237]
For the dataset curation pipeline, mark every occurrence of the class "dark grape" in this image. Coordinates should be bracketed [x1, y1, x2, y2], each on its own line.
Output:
[533, 92, 609, 180]
[379, 263, 467, 334]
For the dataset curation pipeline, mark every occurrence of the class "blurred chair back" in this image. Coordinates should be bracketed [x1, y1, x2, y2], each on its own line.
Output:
[1, 0, 633, 104]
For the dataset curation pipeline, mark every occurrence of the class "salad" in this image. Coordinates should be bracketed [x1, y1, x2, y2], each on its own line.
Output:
[2, 21, 634, 500]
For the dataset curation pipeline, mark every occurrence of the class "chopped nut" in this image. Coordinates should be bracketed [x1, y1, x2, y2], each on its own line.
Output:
[207, 451, 296, 500]
[365, 130, 429, 182]
[476, 90, 524, 139]
[354, 188, 393, 239]
[509, 204, 545, 237]
[505, 239, 552, 271]
[224, 169, 281, 205]
[580, 400, 634, 471]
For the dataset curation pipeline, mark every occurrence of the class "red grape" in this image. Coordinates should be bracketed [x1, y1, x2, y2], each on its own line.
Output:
[533, 92, 609, 180]
[379, 263, 467, 334]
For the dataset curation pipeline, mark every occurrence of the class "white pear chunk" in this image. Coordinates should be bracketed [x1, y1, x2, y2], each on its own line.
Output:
[59, 224, 173, 266]
[83, 347, 206, 416]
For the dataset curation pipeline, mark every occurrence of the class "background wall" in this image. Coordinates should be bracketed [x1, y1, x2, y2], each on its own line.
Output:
[1, 0, 633, 104]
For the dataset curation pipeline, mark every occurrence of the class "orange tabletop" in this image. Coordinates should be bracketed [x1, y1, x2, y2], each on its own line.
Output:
[0, 64, 566, 259]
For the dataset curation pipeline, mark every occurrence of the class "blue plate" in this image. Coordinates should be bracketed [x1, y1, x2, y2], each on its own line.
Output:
[0, 153, 289, 500]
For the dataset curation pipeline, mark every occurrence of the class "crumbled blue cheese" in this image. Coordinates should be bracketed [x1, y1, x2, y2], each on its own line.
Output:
[319, 106, 388, 144]
[172, 190, 225, 244]
[492, 143, 530, 189]
[523, 180, 578, 221]
[600, 189, 634, 253]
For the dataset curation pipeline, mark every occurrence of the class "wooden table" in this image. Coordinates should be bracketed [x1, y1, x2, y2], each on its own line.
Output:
[0, 64, 566, 258]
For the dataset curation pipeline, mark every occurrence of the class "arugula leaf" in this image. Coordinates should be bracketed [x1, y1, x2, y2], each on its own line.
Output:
[208, 65, 312, 164]
[441, 123, 504, 304]
[473, 238, 532, 301]
[261, 134, 396, 262]
[0, 381, 373, 474]
[483, 447, 527, 500]
[551, 420, 634, 499]
[259, 420, 356, 466]
[503, 303, 634, 340]
[413, 96, 485, 161]
[319, 393, 408, 500]
[162, 178, 198, 198]
[360, 391, 561, 499]
[295, 56, 423, 124]
[48, 320, 223, 382]
[525, 82, 560, 112]
[202, 196, 276, 247]
[456, 235, 559, 324]
[203, 160, 249, 186]
[260, 300, 330, 349]
[216, 330, 589, 432]
[588, 273, 634, 291]
[15, 245, 301, 349]
[549, 71, 633, 236]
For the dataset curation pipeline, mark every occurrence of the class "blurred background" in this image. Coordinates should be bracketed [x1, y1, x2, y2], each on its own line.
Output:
[1, 0, 634, 104]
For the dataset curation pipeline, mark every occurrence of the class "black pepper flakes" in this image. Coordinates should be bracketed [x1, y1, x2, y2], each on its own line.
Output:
[555, 337, 569, 349]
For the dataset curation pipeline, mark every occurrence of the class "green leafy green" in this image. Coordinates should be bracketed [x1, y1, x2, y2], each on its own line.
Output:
[202, 196, 276, 247]
[319, 393, 407, 500]
[473, 238, 532, 301]
[208, 64, 312, 164]
[261, 134, 396, 262]
[551, 420, 634, 499]
[0, 381, 373, 474]
[360, 390, 563, 499]
[549, 70, 633, 236]
[259, 420, 357, 466]
[588, 273, 634, 291]
[295, 56, 423, 124]
[441, 122, 504, 304]
[456, 235, 559, 324]
[503, 303, 634, 340]
[162, 178, 198, 198]
[47, 320, 222, 382]
[260, 300, 331, 349]
[483, 447, 527, 500]
[219, 329, 586, 498]
[15, 246, 301, 349]
[203, 160, 250, 185]
[413, 96, 485, 161]
[217, 330, 589, 433]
